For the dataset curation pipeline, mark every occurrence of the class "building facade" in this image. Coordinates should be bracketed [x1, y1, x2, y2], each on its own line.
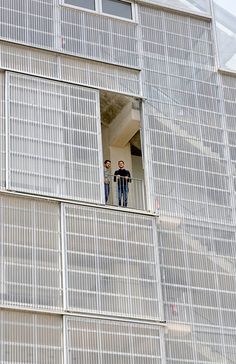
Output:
[0, 0, 236, 362]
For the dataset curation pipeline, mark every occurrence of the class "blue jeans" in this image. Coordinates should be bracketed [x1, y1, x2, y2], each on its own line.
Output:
[117, 185, 128, 207]
[104, 183, 110, 203]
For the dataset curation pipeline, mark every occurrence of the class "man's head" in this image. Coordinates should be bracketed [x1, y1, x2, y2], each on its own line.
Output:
[104, 160, 111, 169]
[118, 160, 125, 169]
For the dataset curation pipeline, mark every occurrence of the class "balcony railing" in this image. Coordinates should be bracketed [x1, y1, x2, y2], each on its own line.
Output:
[105, 175, 146, 211]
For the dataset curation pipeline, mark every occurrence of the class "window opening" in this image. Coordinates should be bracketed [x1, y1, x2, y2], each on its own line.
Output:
[63, 0, 133, 20]
[102, 0, 132, 19]
[100, 90, 145, 210]
[64, 0, 96, 11]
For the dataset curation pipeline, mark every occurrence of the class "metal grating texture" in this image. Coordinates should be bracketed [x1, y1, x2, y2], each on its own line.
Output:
[0, 195, 62, 309]
[0, 72, 5, 188]
[64, 204, 160, 320]
[143, 0, 211, 15]
[139, 6, 233, 223]
[61, 6, 139, 68]
[0, 0, 55, 48]
[143, 99, 233, 222]
[0, 0, 140, 69]
[66, 316, 162, 364]
[165, 324, 236, 364]
[0, 41, 141, 96]
[159, 217, 236, 328]
[0, 309, 63, 363]
[222, 74, 236, 208]
[138, 5, 236, 363]
[60, 54, 140, 97]
[159, 216, 236, 363]
[6, 72, 103, 203]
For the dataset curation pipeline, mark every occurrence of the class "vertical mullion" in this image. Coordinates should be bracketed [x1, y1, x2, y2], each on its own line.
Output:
[140, 100, 152, 211]
[97, 0, 102, 13]
[153, 217, 164, 322]
[5, 72, 9, 190]
[63, 315, 68, 364]
[61, 203, 68, 312]
[96, 90, 105, 204]
[0, 198, 3, 307]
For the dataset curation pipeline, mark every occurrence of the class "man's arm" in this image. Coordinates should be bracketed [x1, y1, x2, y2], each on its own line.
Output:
[127, 170, 131, 183]
[114, 170, 118, 182]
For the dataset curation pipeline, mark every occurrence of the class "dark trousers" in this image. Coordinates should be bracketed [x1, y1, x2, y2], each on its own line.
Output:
[118, 185, 128, 207]
[104, 183, 110, 203]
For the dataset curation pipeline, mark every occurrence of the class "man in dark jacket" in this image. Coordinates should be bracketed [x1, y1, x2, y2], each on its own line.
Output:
[114, 160, 131, 207]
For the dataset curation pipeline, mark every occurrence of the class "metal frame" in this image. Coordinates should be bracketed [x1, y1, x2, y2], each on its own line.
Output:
[61, 204, 68, 311]
[61, 0, 136, 22]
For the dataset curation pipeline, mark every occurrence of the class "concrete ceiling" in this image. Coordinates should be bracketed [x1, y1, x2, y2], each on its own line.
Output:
[100, 90, 133, 126]
[100, 90, 141, 153]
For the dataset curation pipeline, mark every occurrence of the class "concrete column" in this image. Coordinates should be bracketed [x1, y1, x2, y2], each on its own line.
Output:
[109, 102, 140, 148]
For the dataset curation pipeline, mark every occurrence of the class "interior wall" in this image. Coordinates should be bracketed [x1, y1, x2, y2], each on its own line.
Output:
[110, 145, 132, 176]
[102, 125, 110, 162]
[132, 155, 144, 180]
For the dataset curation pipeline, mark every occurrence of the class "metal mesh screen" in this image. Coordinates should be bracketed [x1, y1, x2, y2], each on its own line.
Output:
[60, 54, 140, 96]
[61, 6, 139, 68]
[159, 216, 236, 362]
[165, 324, 236, 363]
[0, 72, 5, 188]
[66, 316, 162, 364]
[222, 74, 236, 207]
[159, 218, 236, 327]
[138, 5, 236, 363]
[7, 72, 103, 203]
[64, 204, 160, 319]
[143, 0, 210, 15]
[0, 41, 140, 96]
[0, 0, 139, 69]
[0, 195, 62, 309]
[140, 6, 233, 223]
[143, 100, 233, 222]
[0, 0, 55, 48]
[0, 309, 63, 363]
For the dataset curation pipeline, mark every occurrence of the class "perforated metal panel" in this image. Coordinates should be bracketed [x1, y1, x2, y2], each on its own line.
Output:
[0, 195, 62, 309]
[0, 310, 63, 363]
[6, 72, 103, 203]
[66, 316, 162, 364]
[64, 204, 160, 319]
[0, 41, 141, 96]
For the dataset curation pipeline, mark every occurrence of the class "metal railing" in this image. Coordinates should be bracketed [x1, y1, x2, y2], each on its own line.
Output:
[105, 175, 146, 211]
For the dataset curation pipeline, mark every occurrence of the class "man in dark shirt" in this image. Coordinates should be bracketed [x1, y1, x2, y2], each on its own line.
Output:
[114, 160, 131, 207]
